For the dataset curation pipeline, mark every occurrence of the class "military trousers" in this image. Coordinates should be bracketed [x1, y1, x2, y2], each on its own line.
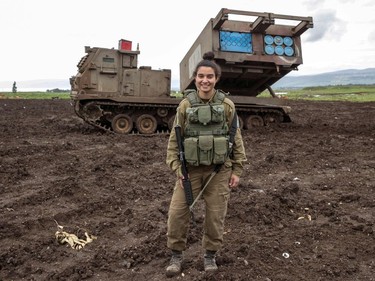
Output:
[167, 164, 232, 252]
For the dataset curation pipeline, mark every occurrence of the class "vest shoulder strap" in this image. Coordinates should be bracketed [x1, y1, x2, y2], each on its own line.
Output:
[215, 89, 228, 103]
[184, 90, 200, 106]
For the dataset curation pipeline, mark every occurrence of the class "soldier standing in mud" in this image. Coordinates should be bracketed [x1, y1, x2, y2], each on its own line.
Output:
[165, 52, 247, 277]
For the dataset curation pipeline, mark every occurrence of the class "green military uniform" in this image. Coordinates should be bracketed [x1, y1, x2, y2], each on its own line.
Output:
[166, 89, 247, 252]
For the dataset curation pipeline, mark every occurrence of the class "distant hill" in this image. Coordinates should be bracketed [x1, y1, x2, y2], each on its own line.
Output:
[1, 68, 374, 92]
[273, 68, 375, 89]
[0, 79, 70, 92]
[165, 68, 375, 90]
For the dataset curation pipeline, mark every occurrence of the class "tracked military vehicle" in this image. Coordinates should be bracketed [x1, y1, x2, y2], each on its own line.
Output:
[70, 41, 178, 134]
[70, 8, 313, 134]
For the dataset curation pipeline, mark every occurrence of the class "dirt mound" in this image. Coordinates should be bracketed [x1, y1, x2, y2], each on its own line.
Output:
[0, 99, 374, 280]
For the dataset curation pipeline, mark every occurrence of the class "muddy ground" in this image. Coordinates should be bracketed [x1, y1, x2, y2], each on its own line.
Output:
[0, 98, 374, 281]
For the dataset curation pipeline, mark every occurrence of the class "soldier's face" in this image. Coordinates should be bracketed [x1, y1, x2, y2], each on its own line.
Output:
[195, 66, 218, 96]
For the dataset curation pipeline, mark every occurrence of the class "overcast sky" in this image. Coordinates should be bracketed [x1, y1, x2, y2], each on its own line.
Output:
[1, 0, 374, 89]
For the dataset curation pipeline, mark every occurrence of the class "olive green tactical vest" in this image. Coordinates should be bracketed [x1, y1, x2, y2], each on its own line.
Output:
[183, 90, 230, 166]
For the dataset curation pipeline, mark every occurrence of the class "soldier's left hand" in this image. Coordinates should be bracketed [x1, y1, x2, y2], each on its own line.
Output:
[229, 174, 240, 189]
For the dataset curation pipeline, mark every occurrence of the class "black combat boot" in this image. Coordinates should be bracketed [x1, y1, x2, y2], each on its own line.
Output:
[166, 250, 183, 277]
[204, 250, 218, 272]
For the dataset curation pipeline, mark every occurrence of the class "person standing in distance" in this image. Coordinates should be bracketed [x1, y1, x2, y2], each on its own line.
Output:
[165, 51, 247, 277]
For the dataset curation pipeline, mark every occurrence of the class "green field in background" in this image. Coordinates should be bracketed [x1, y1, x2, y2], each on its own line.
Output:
[262, 85, 375, 102]
[1, 85, 375, 102]
[0, 92, 71, 100]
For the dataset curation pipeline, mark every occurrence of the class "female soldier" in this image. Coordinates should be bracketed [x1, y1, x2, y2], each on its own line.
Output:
[165, 51, 247, 277]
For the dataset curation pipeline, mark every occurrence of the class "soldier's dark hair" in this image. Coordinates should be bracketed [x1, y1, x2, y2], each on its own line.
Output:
[193, 51, 221, 79]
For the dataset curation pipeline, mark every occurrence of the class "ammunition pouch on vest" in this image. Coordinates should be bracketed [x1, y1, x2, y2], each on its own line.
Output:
[183, 90, 230, 166]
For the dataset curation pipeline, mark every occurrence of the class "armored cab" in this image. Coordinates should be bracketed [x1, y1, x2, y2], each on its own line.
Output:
[70, 40, 179, 134]
[180, 8, 313, 128]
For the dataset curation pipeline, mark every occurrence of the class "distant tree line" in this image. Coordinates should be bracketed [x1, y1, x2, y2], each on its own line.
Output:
[46, 88, 70, 93]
